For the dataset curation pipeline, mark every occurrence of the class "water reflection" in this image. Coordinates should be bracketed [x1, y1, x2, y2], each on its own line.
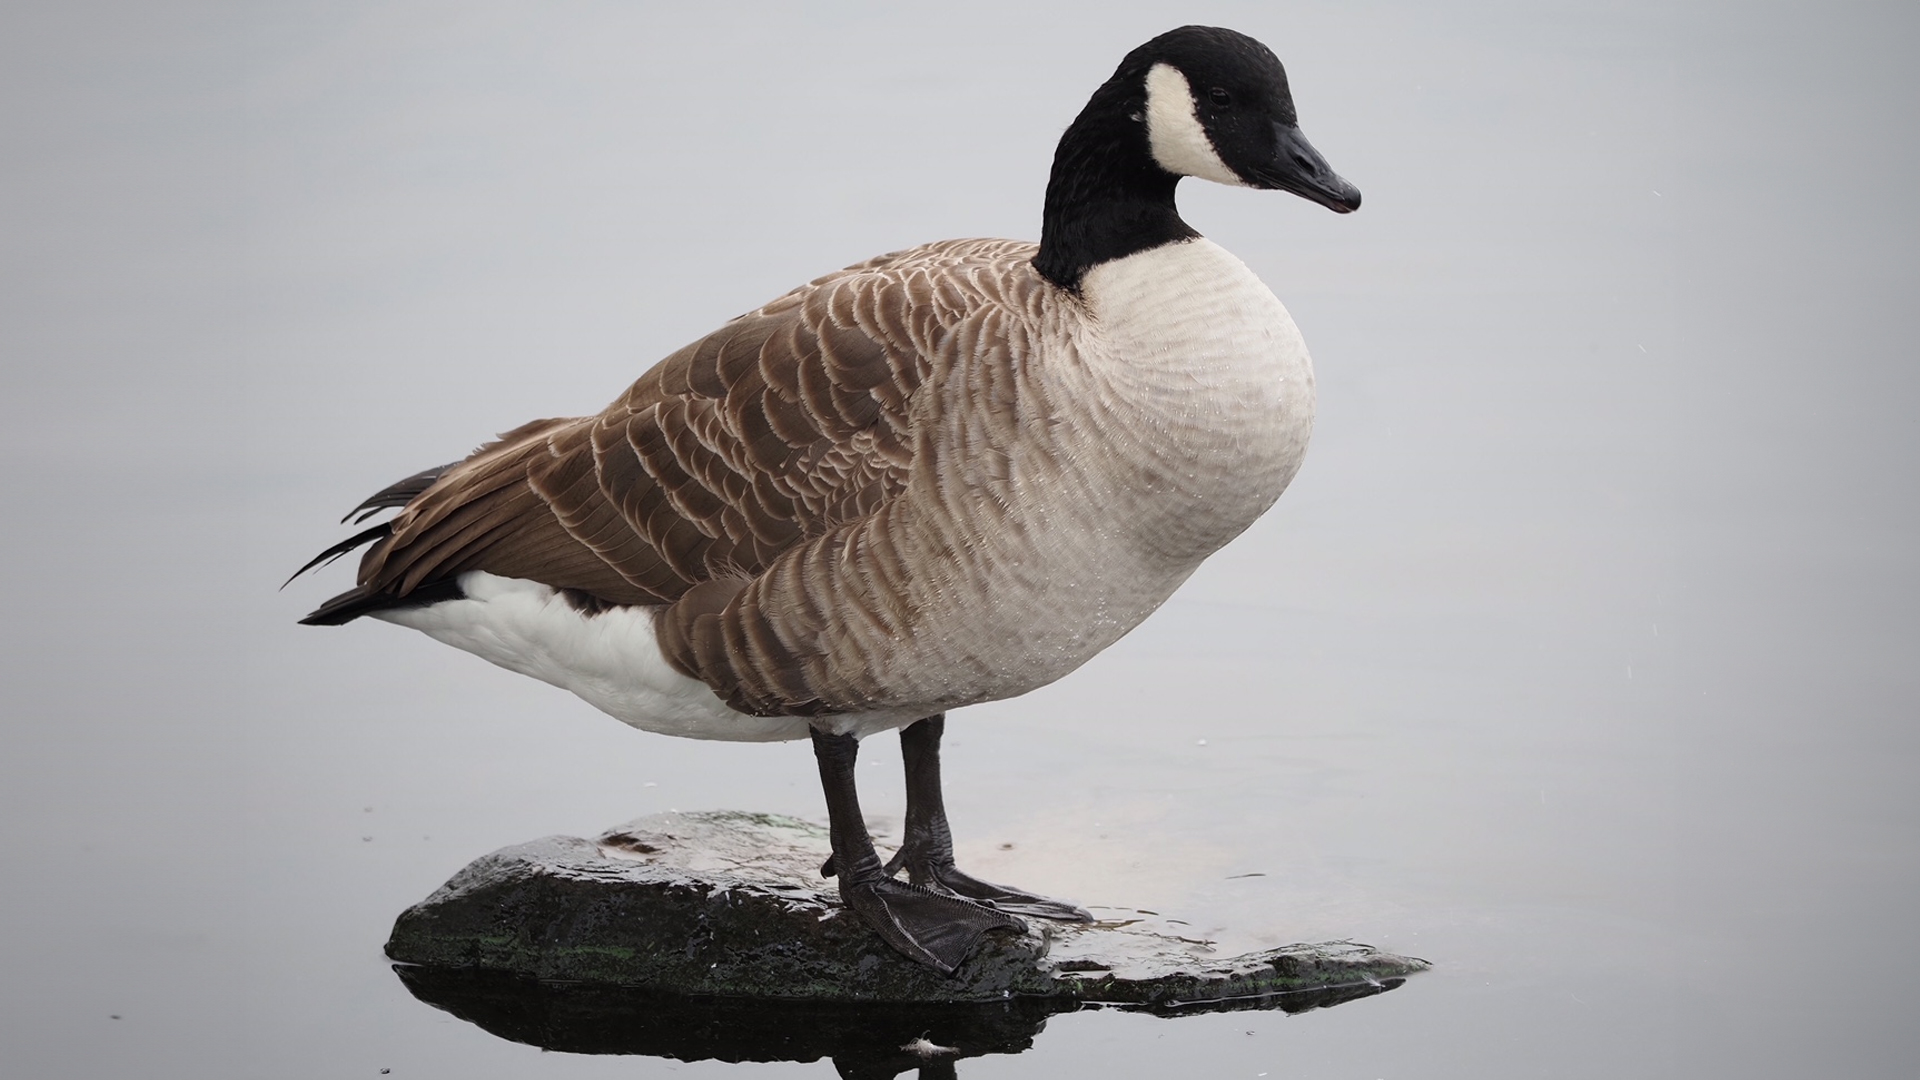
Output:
[396, 965, 1408, 1077]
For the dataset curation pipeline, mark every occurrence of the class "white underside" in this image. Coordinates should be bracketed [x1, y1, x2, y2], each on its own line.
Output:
[372, 571, 917, 742]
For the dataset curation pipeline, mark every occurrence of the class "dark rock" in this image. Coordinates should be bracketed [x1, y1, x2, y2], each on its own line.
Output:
[386, 810, 1428, 1006]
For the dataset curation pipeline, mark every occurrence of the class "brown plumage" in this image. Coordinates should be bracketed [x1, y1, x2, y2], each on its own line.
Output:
[317, 238, 1052, 715]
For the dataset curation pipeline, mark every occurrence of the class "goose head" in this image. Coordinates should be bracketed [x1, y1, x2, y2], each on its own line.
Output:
[1036, 25, 1360, 290]
[1135, 26, 1361, 211]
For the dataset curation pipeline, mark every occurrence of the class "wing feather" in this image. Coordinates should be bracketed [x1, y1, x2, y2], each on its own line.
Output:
[313, 239, 1058, 715]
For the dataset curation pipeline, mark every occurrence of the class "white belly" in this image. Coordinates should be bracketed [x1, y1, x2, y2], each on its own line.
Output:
[373, 571, 919, 742]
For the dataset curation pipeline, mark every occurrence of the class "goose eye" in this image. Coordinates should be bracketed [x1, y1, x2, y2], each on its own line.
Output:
[1208, 87, 1233, 108]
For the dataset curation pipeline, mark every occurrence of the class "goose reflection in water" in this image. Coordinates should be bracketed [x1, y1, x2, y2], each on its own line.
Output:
[395, 965, 1407, 1078]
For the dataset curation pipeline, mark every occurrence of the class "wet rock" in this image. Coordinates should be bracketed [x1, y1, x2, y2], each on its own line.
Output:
[386, 810, 1428, 1005]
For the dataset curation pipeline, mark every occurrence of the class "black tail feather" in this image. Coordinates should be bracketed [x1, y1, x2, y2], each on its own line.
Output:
[283, 522, 392, 589]
[342, 462, 458, 524]
[289, 462, 462, 625]
[298, 576, 465, 626]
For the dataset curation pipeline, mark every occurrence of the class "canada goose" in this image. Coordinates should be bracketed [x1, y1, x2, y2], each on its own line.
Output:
[294, 25, 1359, 974]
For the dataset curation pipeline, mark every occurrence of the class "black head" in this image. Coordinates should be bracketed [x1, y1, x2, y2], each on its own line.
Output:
[1127, 26, 1360, 212]
[1034, 26, 1359, 290]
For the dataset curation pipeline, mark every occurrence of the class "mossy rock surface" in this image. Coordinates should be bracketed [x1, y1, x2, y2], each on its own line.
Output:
[387, 810, 1428, 1005]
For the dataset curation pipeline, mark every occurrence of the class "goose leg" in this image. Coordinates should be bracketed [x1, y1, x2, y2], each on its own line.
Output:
[884, 715, 1094, 922]
[810, 726, 1024, 974]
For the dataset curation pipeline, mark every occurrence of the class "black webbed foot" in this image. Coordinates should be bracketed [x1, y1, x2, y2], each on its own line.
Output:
[812, 724, 1027, 974]
[840, 877, 1026, 975]
[887, 854, 1095, 923]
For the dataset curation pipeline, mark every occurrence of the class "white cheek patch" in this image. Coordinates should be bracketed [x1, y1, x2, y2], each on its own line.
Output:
[1144, 63, 1246, 187]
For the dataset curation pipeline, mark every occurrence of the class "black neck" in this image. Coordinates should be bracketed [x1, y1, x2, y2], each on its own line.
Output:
[1033, 77, 1198, 293]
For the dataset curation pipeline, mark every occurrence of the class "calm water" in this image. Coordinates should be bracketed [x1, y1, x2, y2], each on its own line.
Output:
[5, 2, 1916, 1076]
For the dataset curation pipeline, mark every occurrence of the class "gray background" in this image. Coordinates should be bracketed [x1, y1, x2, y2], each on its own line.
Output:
[4, 1, 1915, 1076]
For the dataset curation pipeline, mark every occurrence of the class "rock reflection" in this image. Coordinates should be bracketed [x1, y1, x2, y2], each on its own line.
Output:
[395, 964, 1409, 1077]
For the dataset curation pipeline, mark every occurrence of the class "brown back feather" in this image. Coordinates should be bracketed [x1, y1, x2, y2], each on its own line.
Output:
[350, 240, 1034, 614]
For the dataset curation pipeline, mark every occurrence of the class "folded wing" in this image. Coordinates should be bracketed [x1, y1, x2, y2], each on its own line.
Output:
[309, 240, 1035, 642]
